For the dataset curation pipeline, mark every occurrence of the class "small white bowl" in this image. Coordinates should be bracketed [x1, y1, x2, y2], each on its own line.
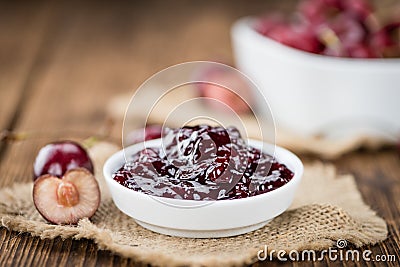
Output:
[103, 139, 303, 238]
[231, 17, 400, 138]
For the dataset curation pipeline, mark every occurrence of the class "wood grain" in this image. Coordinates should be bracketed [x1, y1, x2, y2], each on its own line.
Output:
[0, 0, 399, 266]
[0, 1, 55, 162]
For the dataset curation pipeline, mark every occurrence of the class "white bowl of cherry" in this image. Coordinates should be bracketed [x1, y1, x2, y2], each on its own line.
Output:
[103, 125, 303, 238]
[231, 0, 400, 138]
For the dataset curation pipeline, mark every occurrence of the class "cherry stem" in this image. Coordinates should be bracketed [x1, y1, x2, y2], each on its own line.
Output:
[1, 117, 118, 144]
[0, 129, 119, 145]
[0, 130, 30, 142]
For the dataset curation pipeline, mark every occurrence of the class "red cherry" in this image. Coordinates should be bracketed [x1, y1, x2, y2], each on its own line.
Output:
[127, 125, 163, 145]
[347, 43, 378, 58]
[262, 21, 323, 53]
[33, 141, 94, 180]
[342, 0, 373, 21]
[196, 66, 253, 114]
[290, 24, 325, 53]
[322, 42, 347, 57]
[331, 13, 367, 45]
[254, 15, 285, 36]
[298, 0, 341, 24]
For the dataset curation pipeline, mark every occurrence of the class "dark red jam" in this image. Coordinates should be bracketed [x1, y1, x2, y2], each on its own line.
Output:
[113, 125, 294, 200]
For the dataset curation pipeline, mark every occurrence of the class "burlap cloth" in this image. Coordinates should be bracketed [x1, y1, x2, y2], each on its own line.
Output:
[0, 142, 387, 266]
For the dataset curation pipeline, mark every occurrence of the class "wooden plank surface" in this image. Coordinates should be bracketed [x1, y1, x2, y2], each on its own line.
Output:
[0, 1, 51, 129]
[0, 1, 55, 161]
[0, 0, 399, 266]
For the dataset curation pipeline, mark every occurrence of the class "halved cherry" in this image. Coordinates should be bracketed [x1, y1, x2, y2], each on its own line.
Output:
[33, 168, 100, 225]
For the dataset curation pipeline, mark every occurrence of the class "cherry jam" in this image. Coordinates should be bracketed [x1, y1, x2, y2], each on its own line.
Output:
[113, 125, 294, 200]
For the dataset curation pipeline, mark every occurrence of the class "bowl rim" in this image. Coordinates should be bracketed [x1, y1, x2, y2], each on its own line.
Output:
[103, 138, 304, 205]
[232, 16, 400, 66]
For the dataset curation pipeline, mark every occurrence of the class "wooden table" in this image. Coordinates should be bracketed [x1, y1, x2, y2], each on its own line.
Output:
[0, 0, 398, 266]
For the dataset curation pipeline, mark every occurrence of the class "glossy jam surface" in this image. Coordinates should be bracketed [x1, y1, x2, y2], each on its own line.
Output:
[113, 125, 294, 200]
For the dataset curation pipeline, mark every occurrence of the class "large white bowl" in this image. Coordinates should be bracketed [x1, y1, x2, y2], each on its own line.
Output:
[103, 139, 303, 238]
[231, 17, 400, 137]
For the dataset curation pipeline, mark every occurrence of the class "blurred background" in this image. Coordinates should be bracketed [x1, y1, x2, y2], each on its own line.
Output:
[1, 0, 399, 144]
[1, 0, 282, 140]
[0, 0, 399, 265]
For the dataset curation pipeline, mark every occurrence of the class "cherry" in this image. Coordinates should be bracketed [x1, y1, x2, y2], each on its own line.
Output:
[195, 66, 253, 114]
[284, 24, 324, 53]
[33, 168, 100, 225]
[298, 0, 341, 24]
[126, 124, 163, 145]
[33, 141, 94, 180]
[342, 0, 373, 21]
[347, 43, 378, 58]
[256, 15, 324, 54]
[299, 0, 372, 22]
[254, 15, 286, 36]
[330, 13, 366, 45]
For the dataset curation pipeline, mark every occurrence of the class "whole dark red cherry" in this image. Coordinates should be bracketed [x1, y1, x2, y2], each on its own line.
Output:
[33, 141, 94, 180]
[126, 125, 163, 145]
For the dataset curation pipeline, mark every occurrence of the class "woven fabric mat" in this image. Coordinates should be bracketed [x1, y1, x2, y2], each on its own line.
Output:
[0, 142, 387, 267]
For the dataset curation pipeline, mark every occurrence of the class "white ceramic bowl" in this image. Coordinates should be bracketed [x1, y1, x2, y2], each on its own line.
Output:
[231, 17, 400, 137]
[103, 139, 303, 238]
